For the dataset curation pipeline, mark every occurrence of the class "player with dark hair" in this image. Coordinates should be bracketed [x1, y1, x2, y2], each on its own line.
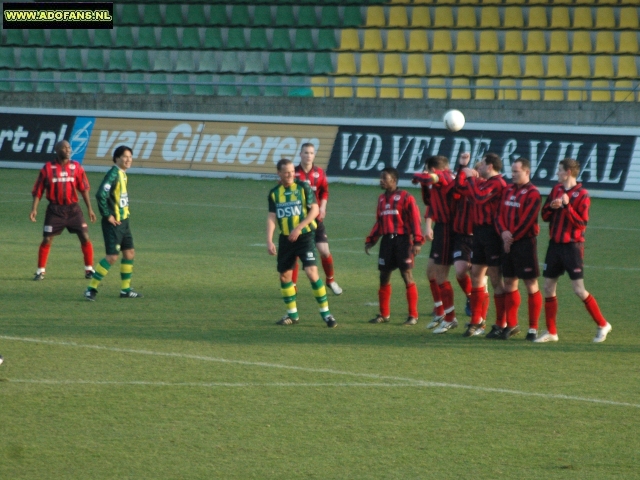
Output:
[85, 145, 142, 301]
[267, 158, 337, 328]
[496, 158, 542, 340]
[457, 152, 508, 338]
[366, 167, 424, 325]
[291, 143, 342, 295]
[30, 140, 96, 280]
[536, 158, 612, 343]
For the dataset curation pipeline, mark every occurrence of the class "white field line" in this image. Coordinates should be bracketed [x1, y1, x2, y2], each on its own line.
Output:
[1, 335, 638, 409]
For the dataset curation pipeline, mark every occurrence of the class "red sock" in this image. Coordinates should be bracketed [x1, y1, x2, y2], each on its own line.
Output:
[429, 279, 444, 316]
[292, 261, 299, 285]
[38, 243, 51, 269]
[482, 291, 490, 322]
[456, 274, 472, 298]
[321, 255, 335, 283]
[584, 294, 607, 327]
[81, 240, 93, 267]
[528, 291, 542, 330]
[504, 290, 521, 328]
[470, 287, 485, 325]
[406, 283, 418, 318]
[494, 293, 506, 328]
[379, 284, 392, 318]
[439, 281, 455, 321]
[545, 296, 558, 335]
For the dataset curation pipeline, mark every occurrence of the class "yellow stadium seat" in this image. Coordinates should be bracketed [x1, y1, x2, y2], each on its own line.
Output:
[339, 30, 360, 50]
[383, 54, 403, 76]
[595, 8, 615, 29]
[520, 79, 541, 101]
[544, 80, 564, 101]
[478, 55, 498, 77]
[427, 78, 447, 99]
[366, 7, 386, 27]
[616, 56, 638, 79]
[411, 7, 430, 27]
[430, 54, 450, 76]
[571, 31, 592, 54]
[454, 55, 474, 77]
[311, 77, 329, 97]
[590, 80, 611, 102]
[614, 81, 635, 102]
[432, 31, 453, 52]
[549, 31, 569, 53]
[550, 7, 570, 29]
[336, 53, 357, 75]
[594, 56, 614, 78]
[408, 30, 429, 52]
[356, 77, 377, 98]
[498, 80, 518, 100]
[388, 7, 408, 27]
[333, 77, 353, 98]
[619, 7, 639, 29]
[433, 7, 454, 28]
[503, 7, 524, 29]
[595, 32, 615, 54]
[406, 54, 427, 76]
[413, 0, 436, 3]
[503, 31, 524, 53]
[547, 56, 568, 78]
[618, 32, 639, 54]
[403, 78, 423, 99]
[363, 30, 383, 51]
[524, 56, 544, 78]
[455, 31, 476, 53]
[380, 78, 399, 99]
[456, 7, 476, 28]
[360, 53, 380, 75]
[570, 56, 591, 78]
[501, 55, 522, 77]
[386, 30, 406, 51]
[528, 7, 547, 28]
[451, 79, 471, 100]
[478, 31, 499, 53]
[481, 0, 502, 4]
[525, 31, 546, 53]
[573, 7, 593, 29]
[475, 79, 495, 100]
[480, 7, 500, 28]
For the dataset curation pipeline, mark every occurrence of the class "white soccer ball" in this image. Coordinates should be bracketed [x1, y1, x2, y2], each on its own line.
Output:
[443, 109, 465, 132]
[0, 355, 3, 366]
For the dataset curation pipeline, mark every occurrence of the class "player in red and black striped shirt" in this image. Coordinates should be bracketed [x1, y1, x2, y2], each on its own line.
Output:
[495, 157, 542, 340]
[366, 167, 424, 325]
[29, 140, 96, 280]
[536, 158, 612, 343]
[292, 143, 342, 295]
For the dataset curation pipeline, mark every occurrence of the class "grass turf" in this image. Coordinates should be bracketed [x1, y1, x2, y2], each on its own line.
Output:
[0, 168, 639, 479]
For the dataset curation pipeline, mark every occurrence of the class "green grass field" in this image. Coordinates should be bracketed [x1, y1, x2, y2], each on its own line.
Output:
[1, 168, 639, 479]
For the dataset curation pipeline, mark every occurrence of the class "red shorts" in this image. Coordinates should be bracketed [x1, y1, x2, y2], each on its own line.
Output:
[43, 203, 88, 237]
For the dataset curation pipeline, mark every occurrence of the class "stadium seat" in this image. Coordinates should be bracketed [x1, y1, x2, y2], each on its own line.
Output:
[403, 78, 423, 100]
[388, 7, 408, 27]
[478, 55, 498, 77]
[572, 7, 593, 29]
[92, 29, 113, 48]
[617, 56, 638, 79]
[498, 80, 518, 100]
[240, 75, 261, 96]
[103, 72, 124, 94]
[386, 30, 406, 51]
[613, 81, 635, 102]
[131, 50, 151, 72]
[525, 31, 546, 53]
[333, 77, 354, 98]
[271, 29, 292, 50]
[451, 78, 471, 100]
[175, 51, 196, 72]
[230, 5, 250, 27]
[454, 55, 474, 78]
[266, 52, 286, 74]
[619, 7, 639, 29]
[164, 5, 184, 26]
[503, 7, 524, 29]
[524, 56, 544, 78]
[318, 30, 337, 50]
[547, 55, 568, 78]
[290, 52, 310, 75]
[618, 32, 639, 54]
[159, 28, 180, 49]
[356, 77, 377, 98]
[140, 5, 162, 26]
[137, 27, 157, 48]
[35, 71, 56, 93]
[275, 5, 295, 27]
[567, 80, 587, 101]
[193, 74, 214, 95]
[570, 56, 591, 79]
[126, 73, 146, 94]
[19, 48, 39, 69]
[501, 55, 522, 77]
[480, 7, 500, 28]
[383, 54, 403, 76]
[209, 5, 227, 26]
[549, 31, 569, 53]
[339, 30, 360, 50]
[293, 30, 314, 51]
[49, 29, 69, 47]
[408, 31, 428, 52]
[119, 4, 140, 25]
[430, 54, 450, 76]
[427, 78, 447, 100]
[185, 5, 206, 26]
[595, 32, 615, 54]
[411, 7, 430, 27]
[550, 8, 570, 29]
[336, 53, 357, 75]
[433, 7, 454, 28]
[343, 6, 363, 28]
[594, 56, 614, 79]
[227, 28, 246, 50]
[543, 80, 564, 101]
[253, 5, 272, 27]
[360, 53, 380, 75]
[297, 6, 317, 27]
[4, 29, 25, 46]
[379, 78, 400, 99]
[478, 31, 499, 53]
[263, 76, 284, 97]
[149, 73, 170, 94]
[115, 27, 135, 48]
[456, 7, 476, 28]
[366, 7, 386, 27]
[12, 71, 33, 92]
[219, 51, 240, 74]
[311, 77, 329, 97]
[63, 49, 83, 70]
[503, 31, 524, 53]
[58, 71, 79, 93]
[71, 30, 90, 47]
[182, 28, 201, 49]
[520, 79, 541, 101]
[312, 52, 333, 75]
[475, 78, 495, 100]
[171, 73, 192, 95]
[79, 71, 100, 94]
[86, 49, 105, 71]
[363, 30, 383, 51]
[456, 31, 476, 53]
[26, 30, 46, 46]
[571, 31, 592, 54]
[320, 6, 341, 27]
[432, 31, 453, 53]
[595, 8, 615, 29]
[528, 7, 547, 28]
[406, 54, 427, 76]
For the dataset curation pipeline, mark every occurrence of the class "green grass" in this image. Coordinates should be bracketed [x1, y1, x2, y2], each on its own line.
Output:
[1, 168, 639, 479]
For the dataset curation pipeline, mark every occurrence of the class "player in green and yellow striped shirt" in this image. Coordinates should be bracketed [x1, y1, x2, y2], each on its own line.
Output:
[267, 159, 337, 328]
[85, 145, 142, 301]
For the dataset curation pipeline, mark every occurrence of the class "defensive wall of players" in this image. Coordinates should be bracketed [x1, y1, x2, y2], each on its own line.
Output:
[1, 106, 640, 200]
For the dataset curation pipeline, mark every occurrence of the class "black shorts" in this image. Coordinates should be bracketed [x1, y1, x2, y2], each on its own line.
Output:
[378, 234, 414, 272]
[502, 236, 540, 280]
[543, 241, 585, 280]
[43, 203, 88, 237]
[277, 232, 317, 273]
[452, 233, 472, 264]
[102, 217, 134, 255]
[471, 224, 503, 267]
[315, 220, 328, 244]
[429, 222, 453, 266]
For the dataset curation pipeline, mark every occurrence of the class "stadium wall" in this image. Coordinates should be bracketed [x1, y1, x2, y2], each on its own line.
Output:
[1, 106, 640, 199]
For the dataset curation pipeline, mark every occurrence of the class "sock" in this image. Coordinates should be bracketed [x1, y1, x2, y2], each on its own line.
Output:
[456, 274, 472, 298]
[88, 258, 111, 291]
[545, 296, 558, 335]
[379, 284, 391, 318]
[311, 278, 331, 321]
[429, 279, 444, 316]
[504, 290, 521, 328]
[81, 241, 93, 269]
[584, 294, 607, 328]
[406, 283, 418, 318]
[482, 291, 490, 322]
[439, 281, 455, 322]
[38, 243, 51, 270]
[280, 281, 298, 320]
[528, 291, 542, 330]
[120, 259, 134, 292]
[494, 293, 506, 328]
[469, 287, 485, 325]
[321, 255, 335, 283]
[291, 261, 299, 286]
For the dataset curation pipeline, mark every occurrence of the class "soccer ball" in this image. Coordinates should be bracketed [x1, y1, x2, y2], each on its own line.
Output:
[0, 355, 3, 366]
[443, 109, 465, 132]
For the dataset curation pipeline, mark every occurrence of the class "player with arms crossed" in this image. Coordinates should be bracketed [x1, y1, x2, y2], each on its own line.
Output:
[85, 145, 142, 301]
[292, 143, 342, 295]
[536, 158, 612, 343]
[366, 167, 424, 326]
[496, 158, 542, 340]
[30, 140, 96, 280]
[267, 159, 337, 328]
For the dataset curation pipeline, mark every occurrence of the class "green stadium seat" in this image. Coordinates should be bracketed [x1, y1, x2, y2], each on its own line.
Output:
[171, 74, 192, 95]
[209, 5, 227, 26]
[275, 5, 295, 27]
[290, 52, 310, 75]
[164, 5, 184, 26]
[298, 6, 317, 27]
[317, 30, 337, 50]
[48, 29, 70, 47]
[107, 49, 128, 71]
[19, 48, 39, 69]
[185, 5, 206, 26]
[137, 27, 157, 48]
[0, 48, 16, 69]
[4, 29, 25, 46]
[149, 73, 169, 94]
[92, 29, 113, 48]
[230, 5, 250, 26]
[293, 30, 314, 50]
[320, 6, 341, 27]
[194, 74, 214, 95]
[126, 73, 146, 94]
[12, 71, 33, 92]
[115, 27, 135, 48]
[241, 75, 261, 96]
[160, 28, 180, 48]
[227, 28, 246, 49]
[86, 49, 105, 70]
[58, 72, 79, 93]
[264, 76, 284, 97]
[104, 72, 124, 94]
[217, 75, 238, 96]
[343, 6, 363, 27]
[141, 5, 162, 26]
[131, 50, 151, 72]
[175, 51, 196, 72]
[197, 51, 217, 73]
[203, 29, 223, 49]
[244, 51, 263, 73]
[182, 28, 201, 49]
[153, 50, 173, 72]
[253, 6, 272, 27]
[119, 4, 140, 25]
[0, 70, 10, 92]
[35, 71, 56, 93]
[26, 30, 46, 46]
[271, 29, 291, 50]
[79, 72, 100, 94]
[62, 49, 83, 70]
[219, 52, 240, 73]
[267, 51, 287, 74]
[249, 29, 268, 49]
[312, 52, 333, 75]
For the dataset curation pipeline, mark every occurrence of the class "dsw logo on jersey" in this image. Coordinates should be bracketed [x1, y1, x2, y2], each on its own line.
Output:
[276, 201, 302, 219]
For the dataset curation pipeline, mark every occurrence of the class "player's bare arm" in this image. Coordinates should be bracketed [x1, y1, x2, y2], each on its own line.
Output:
[80, 189, 97, 223]
[317, 199, 328, 222]
[459, 152, 471, 167]
[288, 203, 319, 242]
[29, 196, 40, 222]
[107, 215, 121, 226]
[266, 213, 277, 255]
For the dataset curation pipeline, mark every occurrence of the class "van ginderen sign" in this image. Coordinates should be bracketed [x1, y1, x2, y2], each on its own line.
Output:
[326, 125, 635, 192]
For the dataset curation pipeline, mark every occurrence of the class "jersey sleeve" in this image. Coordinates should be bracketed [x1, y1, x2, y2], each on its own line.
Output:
[511, 189, 541, 241]
[406, 194, 425, 245]
[301, 181, 316, 208]
[564, 191, 589, 228]
[31, 166, 47, 198]
[95, 168, 119, 218]
[540, 188, 556, 222]
[268, 191, 276, 213]
[74, 163, 90, 192]
[317, 169, 329, 202]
